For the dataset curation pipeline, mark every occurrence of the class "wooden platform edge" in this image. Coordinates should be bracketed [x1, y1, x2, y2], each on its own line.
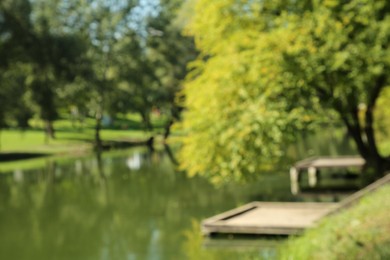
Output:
[293, 156, 365, 169]
[201, 202, 338, 236]
[201, 174, 389, 236]
[202, 202, 259, 231]
[203, 224, 304, 236]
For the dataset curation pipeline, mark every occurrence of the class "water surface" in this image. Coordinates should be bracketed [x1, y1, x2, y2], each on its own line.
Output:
[0, 148, 294, 259]
[0, 130, 359, 259]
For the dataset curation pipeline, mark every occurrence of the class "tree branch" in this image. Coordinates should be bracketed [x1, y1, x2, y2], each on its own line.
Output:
[334, 99, 369, 158]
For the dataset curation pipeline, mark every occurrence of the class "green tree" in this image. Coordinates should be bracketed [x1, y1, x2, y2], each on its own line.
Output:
[178, 0, 390, 181]
[0, 0, 33, 128]
[37, 0, 141, 148]
[0, 64, 35, 128]
[144, 0, 197, 139]
[281, 0, 390, 177]
[1, 0, 89, 140]
[115, 40, 160, 131]
[29, 0, 91, 140]
[113, 0, 196, 136]
[80, 0, 139, 149]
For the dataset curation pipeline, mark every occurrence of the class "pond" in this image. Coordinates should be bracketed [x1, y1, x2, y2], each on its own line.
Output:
[0, 130, 359, 259]
[0, 147, 297, 259]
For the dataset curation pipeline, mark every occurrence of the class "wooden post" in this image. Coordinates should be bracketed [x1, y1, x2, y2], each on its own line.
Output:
[290, 167, 299, 182]
[308, 166, 317, 187]
[290, 167, 300, 194]
[290, 180, 300, 195]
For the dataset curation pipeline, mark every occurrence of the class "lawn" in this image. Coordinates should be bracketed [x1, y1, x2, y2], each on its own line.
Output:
[0, 113, 165, 155]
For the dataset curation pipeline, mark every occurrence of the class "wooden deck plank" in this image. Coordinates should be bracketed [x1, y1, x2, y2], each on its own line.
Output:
[223, 205, 334, 227]
[294, 156, 365, 170]
[290, 156, 365, 190]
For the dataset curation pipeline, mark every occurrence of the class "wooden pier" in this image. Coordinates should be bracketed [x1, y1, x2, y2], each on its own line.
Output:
[202, 173, 390, 236]
[289, 156, 365, 193]
[202, 202, 338, 235]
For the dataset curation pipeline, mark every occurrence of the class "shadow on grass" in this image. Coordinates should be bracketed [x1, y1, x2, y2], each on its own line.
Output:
[0, 152, 49, 162]
[57, 136, 149, 148]
[56, 136, 94, 142]
[100, 140, 150, 150]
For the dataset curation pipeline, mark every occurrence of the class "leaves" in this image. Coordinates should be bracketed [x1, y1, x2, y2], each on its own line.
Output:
[177, 0, 390, 181]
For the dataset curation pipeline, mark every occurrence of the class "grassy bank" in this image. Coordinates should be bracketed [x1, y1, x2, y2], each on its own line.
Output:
[0, 127, 150, 154]
[0, 113, 164, 154]
[0, 127, 146, 173]
[0, 114, 166, 173]
[280, 184, 390, 260]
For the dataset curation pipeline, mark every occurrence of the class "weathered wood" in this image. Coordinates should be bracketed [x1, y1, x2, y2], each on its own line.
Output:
[202, 202, 338, 235]
[294, 156, 365, 170]
[289, 156, 365, 193]
[203, 173, 389, 236]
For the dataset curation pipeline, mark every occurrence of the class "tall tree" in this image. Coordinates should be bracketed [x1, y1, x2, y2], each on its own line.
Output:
[281, 0, 390, 177]
[178, 0, 390, 182]
[144, 0, 197, 139]
[114, 0, 196, 135]
[1, 0, 89, 140]
[30, 0, 91, 140]
[82, 0, 139, 149]
[43, 0, 141, 148]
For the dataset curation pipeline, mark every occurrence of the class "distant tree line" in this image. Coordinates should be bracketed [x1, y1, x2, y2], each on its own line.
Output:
[0, 0, 196, 147]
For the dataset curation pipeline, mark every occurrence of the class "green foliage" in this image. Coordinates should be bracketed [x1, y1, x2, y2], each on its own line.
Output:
[0, 0, 195, 145]
[177, 0, 315, 181]
[124, 0, 196, 131]
[280, 185, 390, 260]
[0, 63, 35, 127]
[374, 88, 390, 154]
[178, 0, 390, 181]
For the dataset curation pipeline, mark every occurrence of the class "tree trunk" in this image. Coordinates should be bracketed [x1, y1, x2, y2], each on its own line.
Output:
[164, 144, 178, 165]
[163, 119, 174, 141]
[339, 108, 390, 180]
[95, 112, 102, 151]
[44, 120, 55, 143]
[340, 112, 368, 158]
[361, 75, 390, 178]
[141, 112, 152, 131]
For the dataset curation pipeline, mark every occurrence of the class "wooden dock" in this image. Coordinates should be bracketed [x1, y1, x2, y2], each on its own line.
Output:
[202, 202, 338, 235]
[202, 173, 390, 236]
[289, 156, 365, 192]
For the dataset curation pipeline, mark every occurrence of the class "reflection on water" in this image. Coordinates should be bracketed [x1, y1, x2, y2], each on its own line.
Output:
[182, 221, 278, 260]
[126, 153, 142, 170]
[0, 148, 293, 260]
[0, 128, 360, 260]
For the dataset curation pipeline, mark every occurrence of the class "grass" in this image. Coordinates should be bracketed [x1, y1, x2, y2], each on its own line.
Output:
[279, 184, 390, 260]
[0, 113, 165, 160]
